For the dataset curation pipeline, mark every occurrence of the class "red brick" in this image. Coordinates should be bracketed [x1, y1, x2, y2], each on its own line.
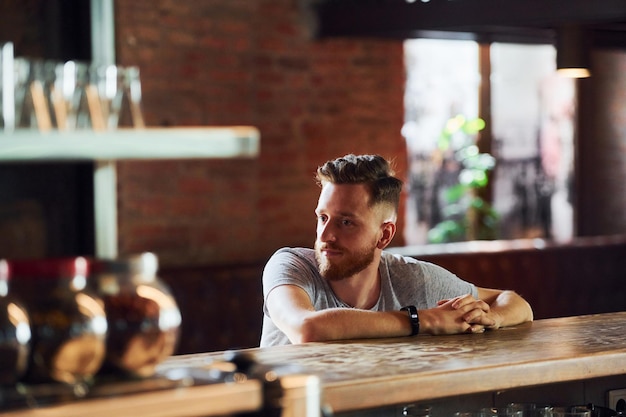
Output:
[112, 1, 407, 266]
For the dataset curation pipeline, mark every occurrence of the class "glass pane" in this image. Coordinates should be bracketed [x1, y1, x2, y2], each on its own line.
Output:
[490, 43, 575, 241]
[403, 39, 480, 245]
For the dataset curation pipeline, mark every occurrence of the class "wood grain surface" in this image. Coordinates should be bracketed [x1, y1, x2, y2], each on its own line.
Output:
[163, 312, 626, 412]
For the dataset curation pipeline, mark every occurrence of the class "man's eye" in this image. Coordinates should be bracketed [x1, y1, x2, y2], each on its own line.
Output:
[341, 219, 353, 226]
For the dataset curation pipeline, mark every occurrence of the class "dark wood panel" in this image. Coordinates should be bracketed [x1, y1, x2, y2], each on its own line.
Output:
[0, 163, 96, 258]
[313, 0, 626, 46]
[159, 262, 265, 355]
[407, 236, 626, 319]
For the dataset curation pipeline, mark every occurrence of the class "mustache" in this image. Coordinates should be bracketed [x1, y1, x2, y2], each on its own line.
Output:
[315, 242, 344, 252]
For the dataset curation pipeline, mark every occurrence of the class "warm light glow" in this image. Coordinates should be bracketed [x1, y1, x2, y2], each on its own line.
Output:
[136, 285, 182, 329]
[8, 303, 31, 344]
[75, 293, 108, 336]
[557, 67, 591, 79]
[556, 25, 591, 79]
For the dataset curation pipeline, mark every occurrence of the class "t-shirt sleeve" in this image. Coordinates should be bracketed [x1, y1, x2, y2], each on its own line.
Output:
[263, 248, 316, 314]
[262, 248, 317, 304]
[380, 253, 479, 310]
[419, 261, 478, 306]
[260, 248, 320, 347]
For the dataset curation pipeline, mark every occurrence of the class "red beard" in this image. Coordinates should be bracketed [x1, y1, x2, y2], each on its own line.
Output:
[314, 240, 376, 281]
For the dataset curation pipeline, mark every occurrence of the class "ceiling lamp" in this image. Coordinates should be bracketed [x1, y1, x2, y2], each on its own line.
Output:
[556, 25, 591, 78]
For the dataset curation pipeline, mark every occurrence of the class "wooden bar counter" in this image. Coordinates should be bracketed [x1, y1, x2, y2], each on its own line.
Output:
[162, 312, 626, 413]
[5, 312, 626, 416]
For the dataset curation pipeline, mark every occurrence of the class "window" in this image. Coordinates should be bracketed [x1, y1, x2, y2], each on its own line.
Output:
[403, 39, 576, 244]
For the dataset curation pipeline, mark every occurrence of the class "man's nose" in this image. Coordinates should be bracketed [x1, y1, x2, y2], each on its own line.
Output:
[318, 222, 336, 242]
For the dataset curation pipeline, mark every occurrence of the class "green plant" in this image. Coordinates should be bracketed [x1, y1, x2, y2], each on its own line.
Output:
[427, 115, 499, 244]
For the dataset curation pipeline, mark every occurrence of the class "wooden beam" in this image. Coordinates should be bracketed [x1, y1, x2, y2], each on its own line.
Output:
[313, 0, 626, 46]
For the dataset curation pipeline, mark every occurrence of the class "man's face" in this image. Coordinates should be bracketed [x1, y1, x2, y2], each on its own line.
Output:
[314, 182, 384, 281]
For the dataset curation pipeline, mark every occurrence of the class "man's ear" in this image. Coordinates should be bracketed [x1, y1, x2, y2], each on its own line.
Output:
[377, 221, 396, 249]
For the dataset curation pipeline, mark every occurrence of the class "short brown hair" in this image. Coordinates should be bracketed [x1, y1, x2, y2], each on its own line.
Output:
[315, 154, 403, 213]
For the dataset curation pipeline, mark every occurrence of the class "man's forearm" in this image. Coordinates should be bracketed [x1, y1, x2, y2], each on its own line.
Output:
[297, 308, 411, 343]
[489, 290, 534, 328]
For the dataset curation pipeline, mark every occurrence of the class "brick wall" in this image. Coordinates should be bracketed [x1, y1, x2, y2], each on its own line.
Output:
[5, 1, 626, 266]
[114, 0, 407, 267]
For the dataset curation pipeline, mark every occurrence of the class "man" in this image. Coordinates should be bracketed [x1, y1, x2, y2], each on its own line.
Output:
[260, 154, 533, 347]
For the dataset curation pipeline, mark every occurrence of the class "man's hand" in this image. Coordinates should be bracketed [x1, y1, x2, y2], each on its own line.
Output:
[423, 294, 497, 334]
[448, 293, 501, 331]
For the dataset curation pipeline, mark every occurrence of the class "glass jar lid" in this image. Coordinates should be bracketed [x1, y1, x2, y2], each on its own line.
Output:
[8, 257, 88, 280]
[90, 252, 158, 277]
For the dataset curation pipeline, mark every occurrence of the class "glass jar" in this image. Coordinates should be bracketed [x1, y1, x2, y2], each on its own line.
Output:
[89, 252, 181, 377]
[0, 259, 31, 385]
[8, 257, 107, 384]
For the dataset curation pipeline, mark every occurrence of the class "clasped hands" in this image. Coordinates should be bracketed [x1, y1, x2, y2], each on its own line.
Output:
[434, 294, 501, 334]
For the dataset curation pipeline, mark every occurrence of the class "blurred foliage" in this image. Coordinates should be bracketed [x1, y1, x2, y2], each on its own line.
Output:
[428, 115, 499, 244]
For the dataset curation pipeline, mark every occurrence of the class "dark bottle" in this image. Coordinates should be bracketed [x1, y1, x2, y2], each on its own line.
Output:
[89, 253, 181, 377]
[0, 259, 31, 385]
[8, 257, 107, 384]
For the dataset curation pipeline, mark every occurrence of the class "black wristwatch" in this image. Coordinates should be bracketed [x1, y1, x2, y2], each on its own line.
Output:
[401, 305, 420, 336]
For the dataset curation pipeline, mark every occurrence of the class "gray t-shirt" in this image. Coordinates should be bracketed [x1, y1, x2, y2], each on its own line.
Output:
[260, 247, 478, 347]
